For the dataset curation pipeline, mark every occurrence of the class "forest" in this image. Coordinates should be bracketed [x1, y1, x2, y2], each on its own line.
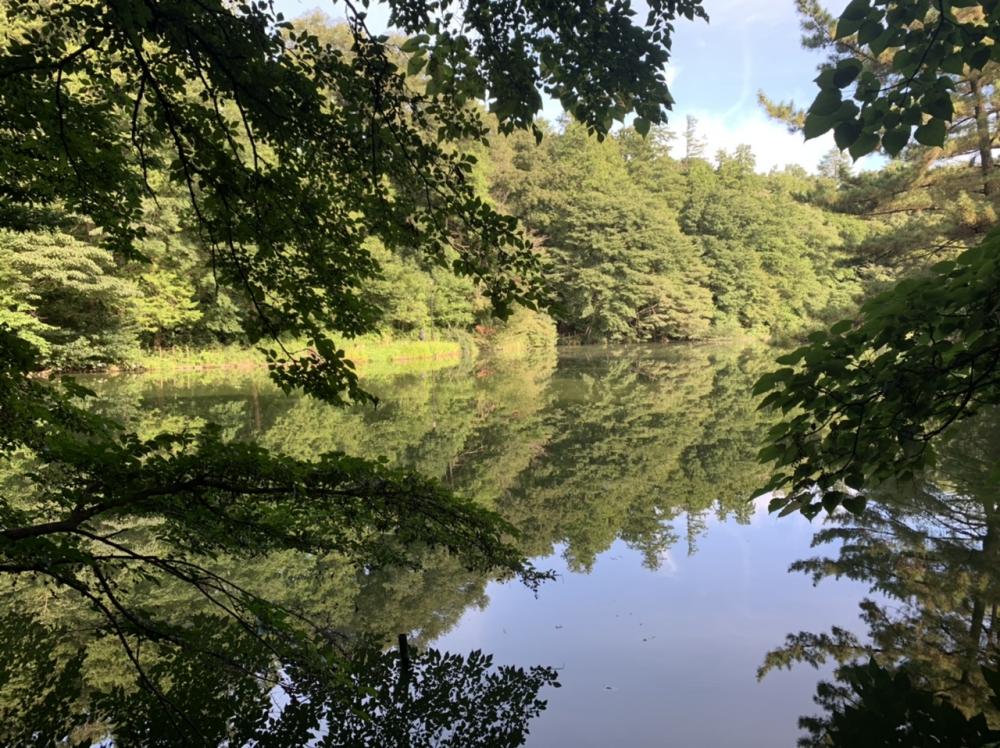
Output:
[3, 0, 1000, 746]
[3, 10, 993, 369]
[2, 85, 988, 369]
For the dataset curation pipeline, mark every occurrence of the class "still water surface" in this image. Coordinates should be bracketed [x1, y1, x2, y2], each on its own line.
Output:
[83, 345, 893, 745]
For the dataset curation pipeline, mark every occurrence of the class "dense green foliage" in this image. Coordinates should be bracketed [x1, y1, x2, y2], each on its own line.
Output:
[0, 229, 140, 367]
[0, 107, 880, 369]
[5, 0, 1000, 741]
[758, 231, 1000, 518]
[0, 0, 724, 741]
[85, 345, 773, 572]
[762, 0, 1000, 269]
[0, 325, 559, 743]
[491, 122, 879, 342]
[801, 0, 1000, 163]
[0, 0, 723, 383]
[0, 604, 558, 747]
[755, 0, 1000, 518]
[2, 0, 573, 398]
[0, 8, 896, 369]
[794, 659, 1000, 747]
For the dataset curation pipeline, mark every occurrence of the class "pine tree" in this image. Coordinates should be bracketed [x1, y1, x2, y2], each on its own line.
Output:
[683, 114, 707, 165]
[759, 0, 1000, 266]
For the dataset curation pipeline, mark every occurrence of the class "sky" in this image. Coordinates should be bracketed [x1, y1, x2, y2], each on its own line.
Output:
[273, 0, 852, 173]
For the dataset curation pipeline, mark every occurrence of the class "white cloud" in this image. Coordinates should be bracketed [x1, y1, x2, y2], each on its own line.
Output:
[673, 108, 836, 173]
[655, 548, 679, 577]
[665, 63, 680, 88]
[674, 108, 887, 174]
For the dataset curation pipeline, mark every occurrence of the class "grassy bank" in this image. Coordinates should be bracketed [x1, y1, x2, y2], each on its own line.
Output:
[129, 335, 477, 374]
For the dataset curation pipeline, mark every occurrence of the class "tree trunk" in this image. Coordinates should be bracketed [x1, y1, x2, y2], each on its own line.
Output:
[250, 382, 262, 433]
[962, 506, 998, 683]
[970, 76, 994, 197]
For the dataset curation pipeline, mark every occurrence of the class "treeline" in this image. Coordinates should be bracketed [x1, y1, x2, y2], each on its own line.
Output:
[1, 13, 961, 370]
[0, 191, 554, 370]
[0, 122, 872, 370]
[491, 122, 876, 342]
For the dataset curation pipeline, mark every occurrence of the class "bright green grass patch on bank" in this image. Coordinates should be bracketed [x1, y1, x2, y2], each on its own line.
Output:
[130, 335, 476, 374]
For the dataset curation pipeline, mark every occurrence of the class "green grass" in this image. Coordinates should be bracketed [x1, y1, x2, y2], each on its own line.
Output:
[129, 334, 476, 374]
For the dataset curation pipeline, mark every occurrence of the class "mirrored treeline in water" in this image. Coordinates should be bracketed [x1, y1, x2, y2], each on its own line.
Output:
[2, 344, 998, 745]
[86, 344, 774, 578]
[758, 408, 1000, 747]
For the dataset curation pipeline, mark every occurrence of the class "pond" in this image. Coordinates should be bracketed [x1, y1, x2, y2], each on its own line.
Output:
[10, 343, 999, 745]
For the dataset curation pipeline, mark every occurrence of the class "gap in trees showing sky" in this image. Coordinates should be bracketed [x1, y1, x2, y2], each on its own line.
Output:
[274, 0, 881, 173]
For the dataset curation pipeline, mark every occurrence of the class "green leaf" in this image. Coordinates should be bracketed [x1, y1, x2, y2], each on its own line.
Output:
[758, 445, 783, 462]
[833, 59, 863, 88]
[834, 120, 863, 150]
[941, 53, 965, 75]
[406, 54, 426, 76]
[848, 132, 879, 161]
[914, 118, 947, 147]
[835, 16, 864, 39]
[966, 44, 991, 70]
[922, 94, 953, 120]
[775, 349, 806, 366]
[881, 126, 910, 156]
[840, 0, 871, 21]
[810, 88, 843, 117]
[868, 28, 895, 56]
[633, 117, 651, 137]
[752, 373, 780, 396]
[768, 496, 791, 513]
[856, 19, 883, 45]
[801, 503, 823, 520]
[803, 113, 835, 140]
[822, 491, 844, 513]
[835, 0, 871, 38]
[842, 495, 868, 515]
[892, 49, 915, 73]
[901, 106, 924, 127]
[844, 472, 865, 490]
[400, 34, 429, 53]
[778, 500, 802, 517]
[829, 319, 854, 335]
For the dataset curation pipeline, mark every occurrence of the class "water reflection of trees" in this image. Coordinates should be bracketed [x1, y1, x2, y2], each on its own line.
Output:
[0, 606, 557, 747]
[496, 346, 769, 569]
[91, 343, 774, 604]
[761, 410, 1000, 745]
[0, 346, 776, 743]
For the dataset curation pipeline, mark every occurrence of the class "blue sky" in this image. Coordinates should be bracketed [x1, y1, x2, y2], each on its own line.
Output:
[664, 0, 845, 171]
[274, 0, 849, 172]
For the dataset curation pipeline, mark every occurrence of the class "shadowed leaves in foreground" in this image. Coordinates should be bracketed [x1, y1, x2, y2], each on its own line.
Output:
[0, 610, 557, 747]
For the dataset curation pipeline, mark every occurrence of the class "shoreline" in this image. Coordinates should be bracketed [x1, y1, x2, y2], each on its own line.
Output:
[116, 347, 467, 374]
[36, 338, 475, 379]
[35, 335, 768, 379]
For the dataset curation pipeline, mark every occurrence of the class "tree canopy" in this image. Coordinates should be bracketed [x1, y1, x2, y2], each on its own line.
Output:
[0, 0, 711, 393]
[756, 0, 1000, 518]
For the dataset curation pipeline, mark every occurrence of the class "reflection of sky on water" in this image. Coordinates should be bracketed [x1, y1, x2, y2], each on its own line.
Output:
[435, 506, 870, 747]
[82, 347, 877, 744]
